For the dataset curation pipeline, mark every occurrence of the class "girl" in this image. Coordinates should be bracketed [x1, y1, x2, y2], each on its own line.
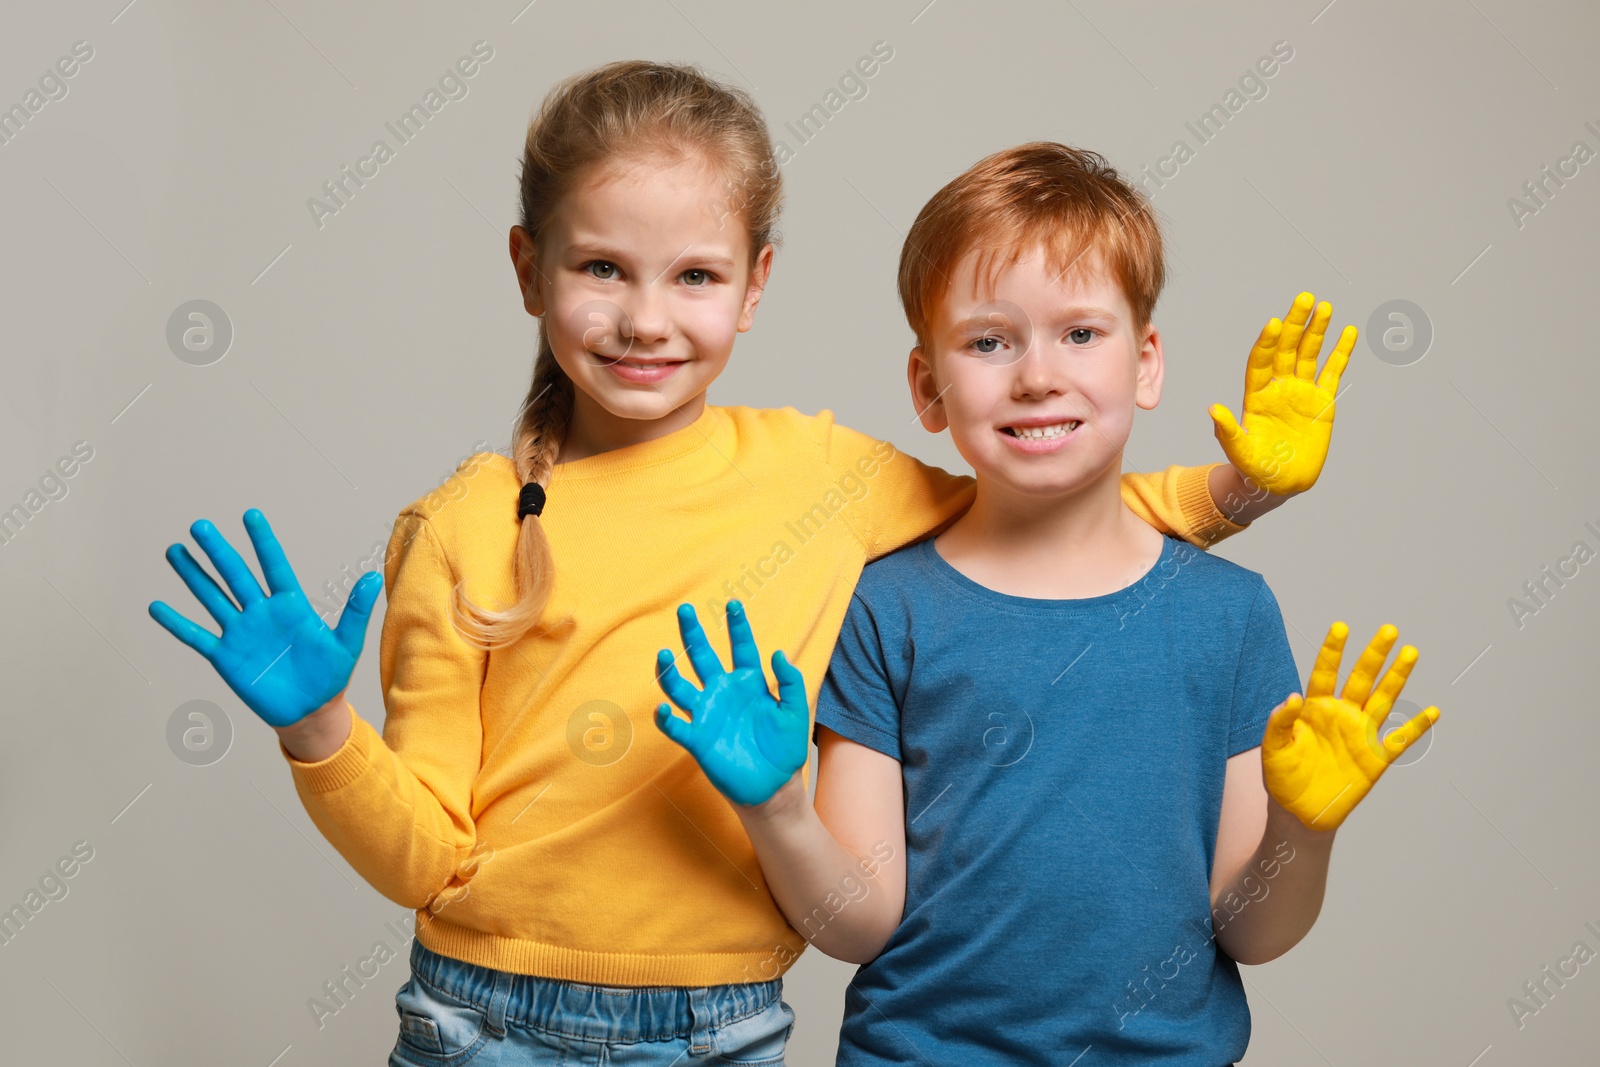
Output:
[149, 60, 1307, 1066]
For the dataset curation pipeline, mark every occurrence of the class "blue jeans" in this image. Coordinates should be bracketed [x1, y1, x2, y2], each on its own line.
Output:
[390, 938, 795, 1066]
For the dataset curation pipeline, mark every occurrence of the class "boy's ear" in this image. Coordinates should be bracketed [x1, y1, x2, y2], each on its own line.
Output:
[907, 344, 949, 432]
[737, 242, 775, 333]
[1135, 322, 1164, 411]
[509, 225, 545, 318]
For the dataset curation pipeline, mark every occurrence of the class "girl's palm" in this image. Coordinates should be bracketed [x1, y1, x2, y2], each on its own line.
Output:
[148, 508, 382, 728]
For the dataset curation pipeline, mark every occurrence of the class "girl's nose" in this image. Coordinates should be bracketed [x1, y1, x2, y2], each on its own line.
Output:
[622, 283, 671, 345]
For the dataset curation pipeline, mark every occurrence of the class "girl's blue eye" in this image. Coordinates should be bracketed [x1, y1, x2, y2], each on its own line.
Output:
[1068, 327, 1096, 345]
[586, 261, 617, 280]
[972, 336, 1002, 354]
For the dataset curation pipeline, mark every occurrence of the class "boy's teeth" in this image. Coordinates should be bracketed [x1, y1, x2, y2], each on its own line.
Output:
[1008, 421, 1080, 439]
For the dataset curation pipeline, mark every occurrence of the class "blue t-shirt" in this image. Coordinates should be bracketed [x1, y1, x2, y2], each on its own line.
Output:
[813, 533, 1301, 1067]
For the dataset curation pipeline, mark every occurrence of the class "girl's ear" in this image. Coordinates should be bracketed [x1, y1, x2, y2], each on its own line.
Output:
[906, 345, 948, 432]
[509, 225, 545, 317]
[736, 243, 775, 333]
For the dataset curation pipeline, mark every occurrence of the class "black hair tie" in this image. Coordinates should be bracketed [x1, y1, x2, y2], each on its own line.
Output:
[518, 482, 547, 519]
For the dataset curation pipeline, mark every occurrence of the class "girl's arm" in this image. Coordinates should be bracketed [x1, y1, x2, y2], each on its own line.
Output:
[1206, 290, 1354, 533]
[733, 726, 907, 965]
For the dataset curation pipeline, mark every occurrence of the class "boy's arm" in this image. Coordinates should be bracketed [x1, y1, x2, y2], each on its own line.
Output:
[734, 727, 908, 965]
[652, 589, 910, 964]
[1211, 618, 1438, 965]
[1206, 291, 1354, 528]
[1209, 746, 1335, 966]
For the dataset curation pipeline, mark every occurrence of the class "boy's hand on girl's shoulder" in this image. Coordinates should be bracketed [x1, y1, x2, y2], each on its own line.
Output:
[1259, 620, 1439, 832]
[653, 600, 811, 809]
[1210, 290, 1354, 498]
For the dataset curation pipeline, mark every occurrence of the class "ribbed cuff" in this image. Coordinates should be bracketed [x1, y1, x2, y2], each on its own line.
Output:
[1179, 463, 1248, 550]
[281, 706, 374, 793]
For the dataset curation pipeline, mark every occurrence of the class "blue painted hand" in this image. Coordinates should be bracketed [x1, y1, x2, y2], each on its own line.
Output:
[653, 601, 809, 807]
[148, 508, 382, 728]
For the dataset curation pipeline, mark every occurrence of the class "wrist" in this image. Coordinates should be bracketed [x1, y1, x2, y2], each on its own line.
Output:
[1266, 794, 1338, 845]
[737, 771, 809, 827]
[1210, 463, 1300, 524]
[276, 693, 353, 763]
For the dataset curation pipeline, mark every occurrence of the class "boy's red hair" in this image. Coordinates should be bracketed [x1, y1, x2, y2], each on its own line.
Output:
[897, 141, 1165, 347]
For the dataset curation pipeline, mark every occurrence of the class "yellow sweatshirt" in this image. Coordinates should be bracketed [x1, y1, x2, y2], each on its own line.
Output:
[280, 404, 1246, 987]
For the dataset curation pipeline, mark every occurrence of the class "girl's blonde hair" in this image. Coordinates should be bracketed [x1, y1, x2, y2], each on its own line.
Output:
[452, 60, 783, 649]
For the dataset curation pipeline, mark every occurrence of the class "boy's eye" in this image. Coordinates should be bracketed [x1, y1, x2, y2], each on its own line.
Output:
[681, 268, 712, 287]
[1068, 327, 1097, 345]
[971, 335, 1003, 354]
[585, 261, 617, 280]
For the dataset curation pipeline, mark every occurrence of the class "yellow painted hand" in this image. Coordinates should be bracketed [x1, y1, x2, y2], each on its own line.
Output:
[1261, 621, 1439, 831]
[1209, 291, 1354, 496]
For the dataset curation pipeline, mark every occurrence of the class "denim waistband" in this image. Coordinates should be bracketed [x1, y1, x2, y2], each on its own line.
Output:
[407, 937, 783, 1044]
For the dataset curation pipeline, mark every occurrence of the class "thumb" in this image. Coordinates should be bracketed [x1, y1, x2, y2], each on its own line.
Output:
[655, 703, 694, 750]
[333, 571, 383, 658]
[772, 649, 808, 715]
[1263, 693, 1303, 752]
[1209, 403, 1243, 447]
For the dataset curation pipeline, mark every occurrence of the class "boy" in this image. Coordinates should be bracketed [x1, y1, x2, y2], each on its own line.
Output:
[654, 142, 1437, 1064]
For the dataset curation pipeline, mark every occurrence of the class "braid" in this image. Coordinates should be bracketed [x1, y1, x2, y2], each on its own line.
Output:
[521, 342, 573, 487]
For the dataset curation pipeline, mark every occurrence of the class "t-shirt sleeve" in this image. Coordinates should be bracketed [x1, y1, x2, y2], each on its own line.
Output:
[1227, 579, 1303, 756]
[813, 591, 903, 761]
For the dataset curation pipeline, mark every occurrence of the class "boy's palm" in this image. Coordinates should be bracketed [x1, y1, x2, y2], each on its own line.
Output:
[1210, 291, 1354, 496]
[148, 508, 382, 728]
[654, 601, 810, 807]
[1261, 620, 1439, 830]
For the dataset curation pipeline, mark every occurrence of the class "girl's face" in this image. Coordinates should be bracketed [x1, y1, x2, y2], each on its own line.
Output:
[511, 152, 773, 454]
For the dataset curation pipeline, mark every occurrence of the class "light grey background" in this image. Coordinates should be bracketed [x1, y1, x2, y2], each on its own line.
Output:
[1, 0, 1596, 1063]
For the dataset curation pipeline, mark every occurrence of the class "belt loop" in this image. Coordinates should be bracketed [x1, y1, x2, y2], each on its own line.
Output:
[686, 985, 715, 1057]
[484, 967, 513, 1038]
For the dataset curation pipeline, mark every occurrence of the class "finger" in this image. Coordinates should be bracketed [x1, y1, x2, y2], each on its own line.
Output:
[148, 600, 220, 660]
[1297, 301, 1332, 381]
[1315, 325, 1355, 396]
[191, 517, 269, 608]
[1263, 692, 1304, 751]
[675, 603, 726, 686]
[1275, 292, 1315, 378]
[725, 600, 763, 672]
[1382, 706, 1439, 763]
[1340, 624, 1399, 707]
[654, 649, 704, 713]
[1264, 694, 1306, 755]
[772, 649, 808, 715]
[654, 702, 694, 749]
[243, 509, 305, 597]
[165, 541, 242, 627]
[1364, 643, 1419, 722]
[1209, 403, 1244, 447]
[333, 572, 383, 658]
[1245, 317, 1281, 384]
[1305, 621, 1348, 699]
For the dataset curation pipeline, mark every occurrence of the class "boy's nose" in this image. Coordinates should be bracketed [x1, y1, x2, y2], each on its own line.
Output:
[1010, 342, 1066, 396]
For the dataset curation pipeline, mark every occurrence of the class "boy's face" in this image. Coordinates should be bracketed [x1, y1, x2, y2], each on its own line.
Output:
[908, 244, 1163, 499]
